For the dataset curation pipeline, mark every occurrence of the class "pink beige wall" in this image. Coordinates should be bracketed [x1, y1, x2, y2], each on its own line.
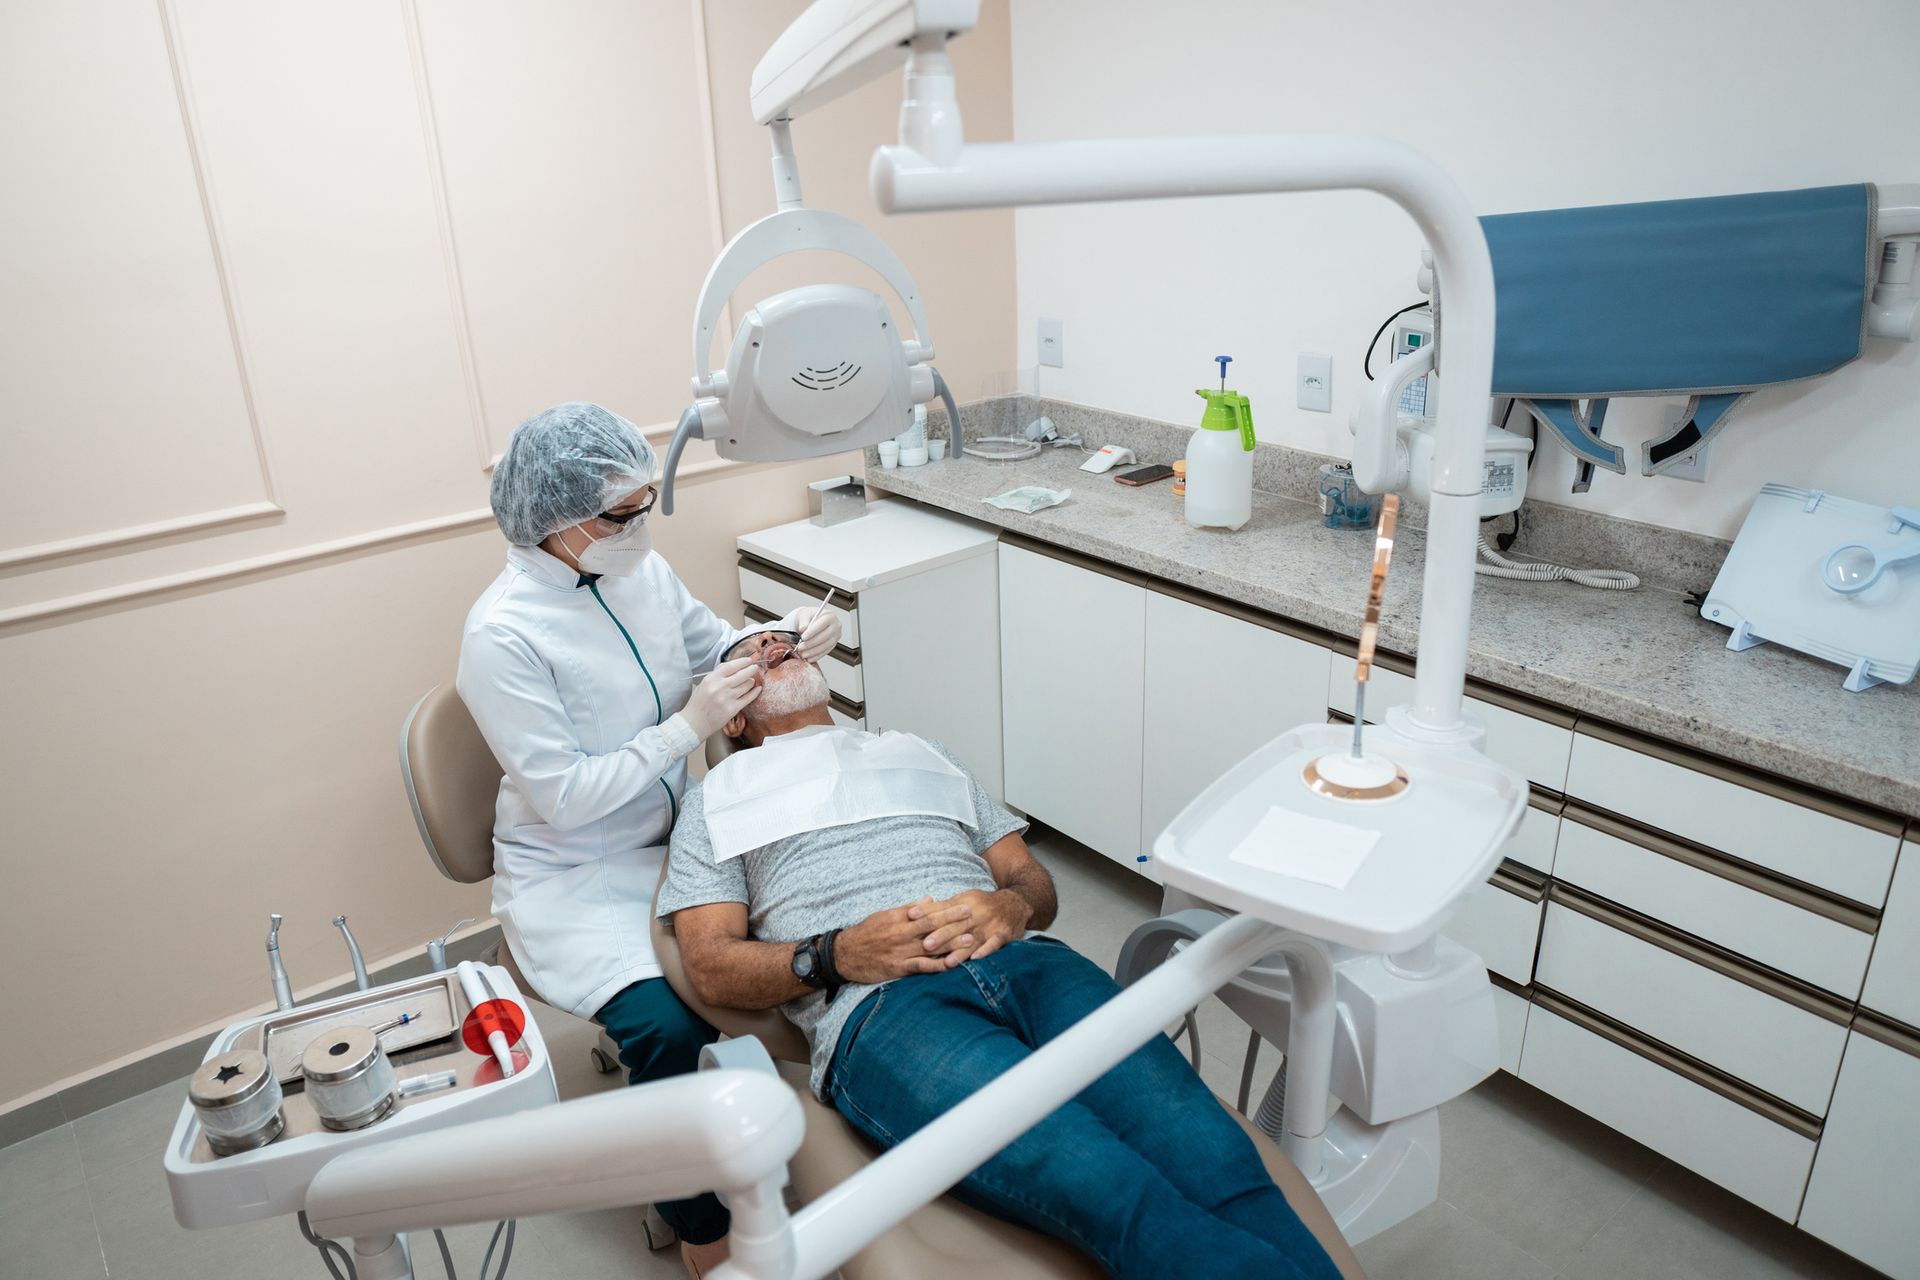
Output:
[0, 0, 1013, 1111]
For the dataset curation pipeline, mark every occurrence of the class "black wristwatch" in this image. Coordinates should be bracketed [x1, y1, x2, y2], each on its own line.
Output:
[791, 931, 846, 997]
[791, 935, 828, 992]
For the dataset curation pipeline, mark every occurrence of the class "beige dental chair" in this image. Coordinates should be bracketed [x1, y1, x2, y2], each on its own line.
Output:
[399, 683, 1363, 1276]
[398, 684, 667, 1242]
[649, 731, 1369, 1280]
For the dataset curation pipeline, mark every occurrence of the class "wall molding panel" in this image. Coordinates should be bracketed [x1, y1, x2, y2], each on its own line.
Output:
[156, 0, 280, 507]
[399, 0, 495, 473]
[0, 500, 284, 574]
[0, 452, 758, 633]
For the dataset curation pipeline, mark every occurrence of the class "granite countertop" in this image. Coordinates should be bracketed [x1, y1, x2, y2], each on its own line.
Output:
[866, 449, 1920, 821]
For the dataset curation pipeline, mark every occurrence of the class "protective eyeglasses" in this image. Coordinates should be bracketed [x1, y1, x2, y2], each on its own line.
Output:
[724, 629, 804, 670]
[593, 491, 657, 528]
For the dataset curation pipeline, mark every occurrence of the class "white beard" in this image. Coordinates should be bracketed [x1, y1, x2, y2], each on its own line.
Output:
[751, 659, 830, 719]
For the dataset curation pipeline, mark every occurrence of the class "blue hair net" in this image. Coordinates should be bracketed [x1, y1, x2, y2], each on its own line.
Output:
[489, 402, 658, 546]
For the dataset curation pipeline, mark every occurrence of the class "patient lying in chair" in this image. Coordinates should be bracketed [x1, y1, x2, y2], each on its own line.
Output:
[658, 632, 1340, 1280]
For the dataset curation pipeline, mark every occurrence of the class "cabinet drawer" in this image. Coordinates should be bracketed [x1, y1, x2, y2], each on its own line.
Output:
[1860, 835, 1920, 1026]
[1565, 727, 1901, 907]
[1553, 807, 1876, 998]
[1445, 864, 1545, 986]
[738, 556, 862, 650]
[1327, 654, 1573, 791]
[1519, 998, 1817, 1221]
[1536, 893, 1850, 1116]
[1799, 1017, 1920, 1279]
[1503, 791, 1562, 875]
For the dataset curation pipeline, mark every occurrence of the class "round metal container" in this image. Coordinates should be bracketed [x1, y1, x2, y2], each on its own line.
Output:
[187, 1049, 285, 1156]
[300, 1026, 398, 1132]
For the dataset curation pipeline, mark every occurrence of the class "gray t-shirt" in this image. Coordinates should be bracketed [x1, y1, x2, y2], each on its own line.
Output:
[657, 734, 1025, 1097]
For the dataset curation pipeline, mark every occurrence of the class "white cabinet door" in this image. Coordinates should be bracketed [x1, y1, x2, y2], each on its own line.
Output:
[1140, 591, 1331, 863]
[1798, 1025, 1920, 1279]
[999, 544, 1146, 866]
[860, 549, 1005, 802]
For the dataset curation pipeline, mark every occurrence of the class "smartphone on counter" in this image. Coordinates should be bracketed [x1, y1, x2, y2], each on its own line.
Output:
[1115, 464, 1176, 486]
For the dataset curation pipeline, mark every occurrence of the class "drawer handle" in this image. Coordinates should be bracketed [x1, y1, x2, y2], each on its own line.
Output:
[1853, 1009, 1920, 1058]
[1490, 859, 1549, 903]
[1530, 987, 1823, 1139]
[1548, 883, 1854, 1025]
[1562, 802, 1879, 931]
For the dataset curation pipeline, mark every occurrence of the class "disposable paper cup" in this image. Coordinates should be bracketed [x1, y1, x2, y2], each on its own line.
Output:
[928, 439, 948, 461]
[878, 441, 900, 470]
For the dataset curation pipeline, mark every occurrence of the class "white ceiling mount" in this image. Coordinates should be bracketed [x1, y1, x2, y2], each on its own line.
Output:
[749, 0, 980, 126]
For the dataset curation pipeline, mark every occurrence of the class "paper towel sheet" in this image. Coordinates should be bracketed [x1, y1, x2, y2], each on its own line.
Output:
[1228, 805, 1380, 889]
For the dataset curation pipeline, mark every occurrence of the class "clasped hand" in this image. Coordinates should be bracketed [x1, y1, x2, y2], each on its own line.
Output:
[833, 890, 1032, 984]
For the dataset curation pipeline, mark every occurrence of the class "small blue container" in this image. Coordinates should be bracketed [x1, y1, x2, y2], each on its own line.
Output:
[1318, 463, 1383, 530]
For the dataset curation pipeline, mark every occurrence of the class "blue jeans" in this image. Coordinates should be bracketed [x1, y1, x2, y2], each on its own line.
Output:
[827, 938, 1340, 1280]
[596, 978, 730, 1245]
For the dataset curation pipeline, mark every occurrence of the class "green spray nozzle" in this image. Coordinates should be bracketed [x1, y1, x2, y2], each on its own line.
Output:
[1195, 387, 1256, 452]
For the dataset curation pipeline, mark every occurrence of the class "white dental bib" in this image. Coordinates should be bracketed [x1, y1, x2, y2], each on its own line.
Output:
[702, 724, 975, 862]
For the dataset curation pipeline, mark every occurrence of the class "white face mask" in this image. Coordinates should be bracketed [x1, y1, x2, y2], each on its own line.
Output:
[569, 518, 652, 577]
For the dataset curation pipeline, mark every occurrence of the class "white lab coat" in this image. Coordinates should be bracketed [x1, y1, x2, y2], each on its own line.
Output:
[456, 543, 744, 1018]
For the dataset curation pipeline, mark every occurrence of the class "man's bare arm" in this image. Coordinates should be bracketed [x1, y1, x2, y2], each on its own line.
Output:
[671, 897, 980, 1010]
[671, 902, 811, 1010]
[984, 831, 1057, 930]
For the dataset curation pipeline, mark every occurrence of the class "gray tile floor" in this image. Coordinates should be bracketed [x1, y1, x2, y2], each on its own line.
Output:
[0, 829, 1885, 1279]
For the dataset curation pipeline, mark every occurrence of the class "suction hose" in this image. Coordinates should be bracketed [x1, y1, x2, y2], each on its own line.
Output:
[931, 367, 963, 459]
[658, 404, 704, 516]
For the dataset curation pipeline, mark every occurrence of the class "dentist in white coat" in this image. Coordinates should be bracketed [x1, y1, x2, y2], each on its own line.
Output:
[456, 402, 838, 1271]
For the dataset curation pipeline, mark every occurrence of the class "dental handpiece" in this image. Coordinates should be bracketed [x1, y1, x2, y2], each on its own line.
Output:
[333, 915, 371, 991]
[266, 914, 295, 1012]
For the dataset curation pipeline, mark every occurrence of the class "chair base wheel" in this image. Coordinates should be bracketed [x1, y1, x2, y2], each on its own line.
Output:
[590, 1046, 620, 1075]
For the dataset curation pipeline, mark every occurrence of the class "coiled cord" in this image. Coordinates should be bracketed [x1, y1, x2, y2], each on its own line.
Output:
[1476, 532, 1640, 590]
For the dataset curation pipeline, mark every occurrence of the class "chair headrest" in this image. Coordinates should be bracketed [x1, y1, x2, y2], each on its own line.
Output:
[399, 684, 502, 884]
[705, 729, 746, 770]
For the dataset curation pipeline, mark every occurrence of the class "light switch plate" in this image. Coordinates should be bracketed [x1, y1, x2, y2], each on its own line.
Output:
[1038, 317, 1064, 368]
[1298, 352, 1333, 412]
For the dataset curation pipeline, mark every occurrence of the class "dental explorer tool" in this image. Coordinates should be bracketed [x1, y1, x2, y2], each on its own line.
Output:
[265, 914, 294, 1012]
[333, 915, 370, 991]
[426, 918, 474, 973]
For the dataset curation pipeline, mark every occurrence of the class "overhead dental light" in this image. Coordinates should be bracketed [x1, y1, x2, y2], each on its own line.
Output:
[657, 2, 974, 515]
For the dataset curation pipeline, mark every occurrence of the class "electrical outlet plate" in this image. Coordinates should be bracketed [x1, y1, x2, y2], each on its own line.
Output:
[1657, 405, 1712, 482]
[1038, 317, 1064, 368]
[1297, 352, 1332, 412]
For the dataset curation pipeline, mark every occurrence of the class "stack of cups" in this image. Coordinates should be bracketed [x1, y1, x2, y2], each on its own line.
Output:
[877, 441, 900, 470]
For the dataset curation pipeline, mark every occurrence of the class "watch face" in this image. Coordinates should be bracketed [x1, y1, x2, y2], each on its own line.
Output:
[792, 945, 816, 981]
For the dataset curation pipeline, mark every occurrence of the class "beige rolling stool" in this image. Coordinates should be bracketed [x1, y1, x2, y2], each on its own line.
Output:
[399, 683, 677, 1251]
[651, 731, 1369, 1280]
